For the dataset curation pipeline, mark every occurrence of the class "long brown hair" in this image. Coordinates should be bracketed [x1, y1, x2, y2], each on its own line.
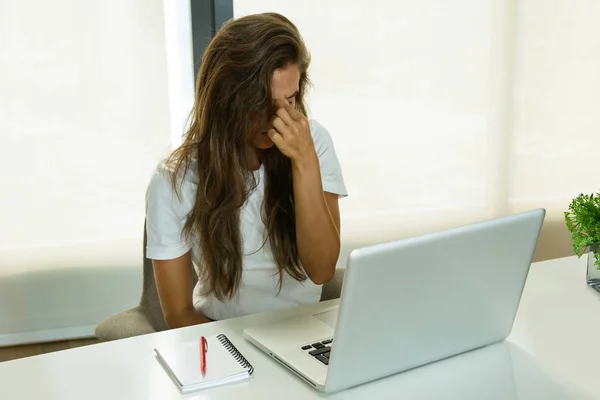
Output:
[167, 13, 311, 300]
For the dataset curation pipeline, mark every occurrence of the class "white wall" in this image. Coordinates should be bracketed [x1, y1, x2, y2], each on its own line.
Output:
[0, 0, 193, 346]
[0, 266, 141, 346]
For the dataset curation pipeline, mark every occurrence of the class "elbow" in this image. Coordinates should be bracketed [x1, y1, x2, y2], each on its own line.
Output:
[303, 242, 341, 285]
[311, 274, 334, 286]
[163, 307, 193, 329]
[307, 261, 337, 285]
[163, 311, 183, 329]
[163, 306, 210, 329]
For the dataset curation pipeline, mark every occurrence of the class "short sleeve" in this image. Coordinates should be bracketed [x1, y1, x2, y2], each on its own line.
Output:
[144, 164, 194, 260]
[310, 120, 348, 197]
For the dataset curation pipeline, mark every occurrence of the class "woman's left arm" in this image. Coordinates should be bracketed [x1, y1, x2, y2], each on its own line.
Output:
[268, 103, 342, 284]
[292, 155, 341, 284]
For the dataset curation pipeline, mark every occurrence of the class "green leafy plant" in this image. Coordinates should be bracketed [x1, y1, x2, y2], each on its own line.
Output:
[565, 192, 600, 269]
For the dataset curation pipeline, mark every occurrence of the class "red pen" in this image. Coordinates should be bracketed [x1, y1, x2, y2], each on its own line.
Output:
[200, 336, 208, 376]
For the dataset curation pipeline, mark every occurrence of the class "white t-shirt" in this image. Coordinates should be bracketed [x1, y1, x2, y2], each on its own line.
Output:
[145, 119, 347, 321]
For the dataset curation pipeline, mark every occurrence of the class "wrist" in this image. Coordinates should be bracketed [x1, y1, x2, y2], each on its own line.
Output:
[291, 150, 319, 171]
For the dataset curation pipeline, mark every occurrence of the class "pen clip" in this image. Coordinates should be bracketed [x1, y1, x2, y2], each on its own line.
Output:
[202, 336, 208, 352]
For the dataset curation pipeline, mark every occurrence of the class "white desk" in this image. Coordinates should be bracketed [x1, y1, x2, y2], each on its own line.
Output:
[1, 256, 599, 400]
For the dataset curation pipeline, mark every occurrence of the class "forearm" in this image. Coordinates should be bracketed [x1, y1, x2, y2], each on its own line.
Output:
[164, 307, 211, 329]
[153, 255, 211, 329]
[292, 154, 340, 284]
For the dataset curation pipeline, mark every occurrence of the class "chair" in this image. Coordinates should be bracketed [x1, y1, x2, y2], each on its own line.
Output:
[95, 225, 345, 341]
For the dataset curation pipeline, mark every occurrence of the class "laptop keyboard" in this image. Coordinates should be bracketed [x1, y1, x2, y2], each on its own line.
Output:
[300, 338, 333, 365]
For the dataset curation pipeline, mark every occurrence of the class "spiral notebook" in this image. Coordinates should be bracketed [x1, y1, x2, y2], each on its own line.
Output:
[154, 334, 254, 393]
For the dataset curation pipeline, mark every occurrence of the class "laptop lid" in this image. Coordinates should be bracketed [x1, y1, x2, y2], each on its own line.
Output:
[325, 209, 545, 393]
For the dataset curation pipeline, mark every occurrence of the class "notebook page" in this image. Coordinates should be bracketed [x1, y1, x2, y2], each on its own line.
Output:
[155, 335, 250, 389]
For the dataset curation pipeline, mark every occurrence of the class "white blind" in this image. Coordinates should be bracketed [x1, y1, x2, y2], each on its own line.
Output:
[510, 0, 600, 210]
[0, 0, 173, 273]
[2, 0, 598, 274]
[234, 0, 600, 243]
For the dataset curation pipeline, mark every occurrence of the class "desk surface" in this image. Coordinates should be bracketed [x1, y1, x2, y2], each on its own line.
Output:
[1, 256, 599, 400]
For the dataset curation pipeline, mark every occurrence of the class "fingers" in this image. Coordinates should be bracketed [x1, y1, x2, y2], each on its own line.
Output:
[266, 128, 284, 147]
[275, 99, 303, 121]
[275, 106, 295, 127]
[273, 104, 307, 138]
[272, 116, 292, 137]
[282, 101, 303, 120]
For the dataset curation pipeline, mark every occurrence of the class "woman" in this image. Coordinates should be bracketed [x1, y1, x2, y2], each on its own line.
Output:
[145, 12, 347, 328]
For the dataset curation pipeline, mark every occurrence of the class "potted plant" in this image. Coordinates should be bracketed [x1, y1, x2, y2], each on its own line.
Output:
[565, 192, 600, 292]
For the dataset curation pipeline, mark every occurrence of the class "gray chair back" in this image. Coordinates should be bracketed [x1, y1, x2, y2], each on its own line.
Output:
[140, 222, 198, 331]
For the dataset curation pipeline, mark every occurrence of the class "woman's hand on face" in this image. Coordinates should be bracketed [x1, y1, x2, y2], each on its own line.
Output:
[268, 101, 318, 166]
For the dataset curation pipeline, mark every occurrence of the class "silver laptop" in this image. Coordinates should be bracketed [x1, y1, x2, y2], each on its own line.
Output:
[243, 209, 545, 393]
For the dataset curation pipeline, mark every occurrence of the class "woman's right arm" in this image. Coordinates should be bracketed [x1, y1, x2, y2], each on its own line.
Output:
[153, 251, 210, 328]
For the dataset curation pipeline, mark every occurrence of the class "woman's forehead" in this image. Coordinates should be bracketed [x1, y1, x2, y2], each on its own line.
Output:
[271, 64, 300, 99]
